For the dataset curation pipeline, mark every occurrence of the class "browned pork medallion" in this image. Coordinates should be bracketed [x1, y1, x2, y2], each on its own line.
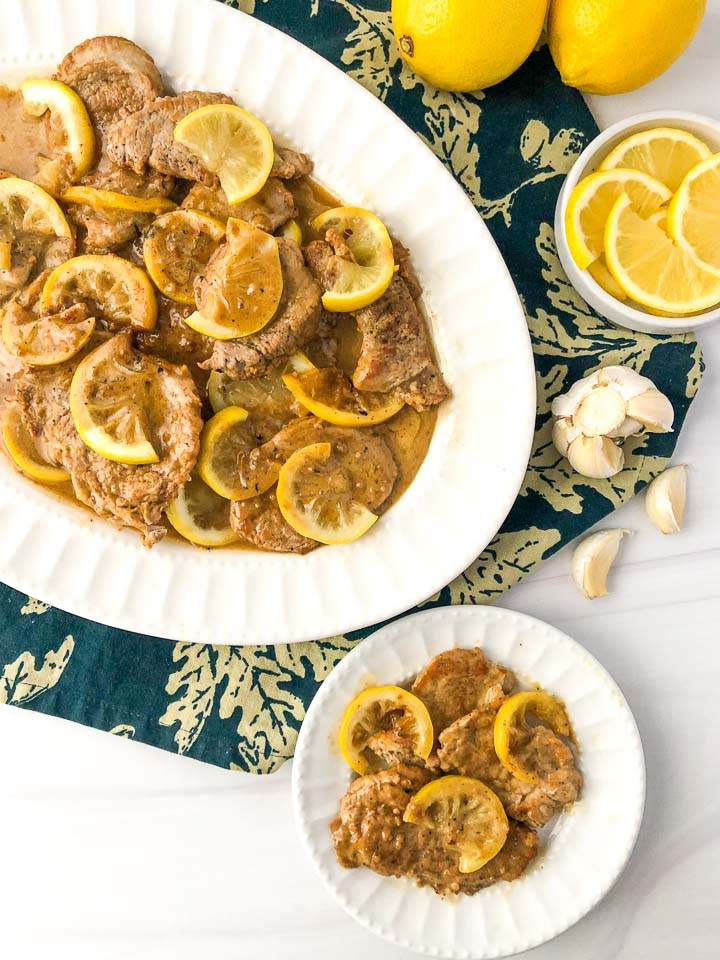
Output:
[0, 35, 448, 550]
[331, 647, 581, 895]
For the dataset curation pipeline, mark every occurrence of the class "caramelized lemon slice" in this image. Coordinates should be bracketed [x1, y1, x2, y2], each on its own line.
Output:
[166, 472, 238, 547]
[69, 338, 159, 464]
[604, 193, 720, 313]
[667, 152, 720, 277]
[143, 208, 225, 304]
[565, 169, 671, 270]
[0, 177, 71, 238]
[282, 358, 403, 427]
[403, 775, 509, 874]
[173, 104, 274, 204]
[338, 684, 434, 775]
[41, 254, 158, 331]
[310, 206, 395, 312]
[2, 402, 70, 483]
[278, 218, 302, 244]
[2, 300, 95, 366]
[62, 185, 176, 215]
[197, 405, 261, 500]
[276, 441, 378, 545]
[21, 78, 95, 181]
[599, 127, 712, 192]
[207, 360, 307, 418]
[494, 691, 572, 784]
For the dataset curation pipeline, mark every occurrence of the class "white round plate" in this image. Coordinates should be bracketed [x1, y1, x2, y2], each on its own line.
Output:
[0, 0, 534, 645]
[292, 606, 646, 958]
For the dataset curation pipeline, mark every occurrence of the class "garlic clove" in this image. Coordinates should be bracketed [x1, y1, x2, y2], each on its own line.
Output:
[573, 385, 627, 437]
[607, 416, 644, 439]
[626, 388, 674, 433]
[567, 434, 624, 479]
[645, 464, 688, 534]
[596, 365, 655, 401]
[551, 371, 601, 419]
[572, 528, 632, 600]
[552, 417, 582, 456]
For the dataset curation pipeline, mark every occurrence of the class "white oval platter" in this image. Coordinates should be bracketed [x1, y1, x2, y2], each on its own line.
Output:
[0, 0, 535, 645]
[293, 606, 646, 958]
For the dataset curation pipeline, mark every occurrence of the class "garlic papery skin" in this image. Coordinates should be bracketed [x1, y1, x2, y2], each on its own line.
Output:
[645, 464, 688, 534]
[566, 434, 624, 479]
[552, 417, 581, 456]
[572, 528, 631, 600]
[626, 389, 675, 433]
[595, 365, 655, 401]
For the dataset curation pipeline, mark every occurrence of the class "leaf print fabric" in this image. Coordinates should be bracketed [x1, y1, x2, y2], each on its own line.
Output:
[0, 1, 703, 773]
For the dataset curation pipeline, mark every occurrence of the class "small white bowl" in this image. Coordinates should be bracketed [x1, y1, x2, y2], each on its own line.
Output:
[555, 110, 720, 334]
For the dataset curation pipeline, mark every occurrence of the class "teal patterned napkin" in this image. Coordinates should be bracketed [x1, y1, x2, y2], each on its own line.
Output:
[0, 1, 702, 772]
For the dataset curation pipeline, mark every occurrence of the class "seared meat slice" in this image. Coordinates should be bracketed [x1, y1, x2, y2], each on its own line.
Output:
[181, 179, 296, 233]
[134, 298, 213, 397]
[230, 492, 317, 554]
[366, 729, 426, 767]
[16, 334, 202, 546]
[201, 238, 322, 380]
[55, 36, 163, 137]
[437, 707, 582, 828]
[0, 235, 74, 306]
[229, 416, 397, 504]
[392, 237, 422, 300]
[305, 234, 449, 411]
[331, 764, 538, 894]
[272, 147, 313, 180]
[411, 648, 515, 737]
[106, 92, 234, 182]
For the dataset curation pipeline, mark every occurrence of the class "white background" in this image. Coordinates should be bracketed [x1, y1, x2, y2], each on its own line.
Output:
[1, 4, 719, 958]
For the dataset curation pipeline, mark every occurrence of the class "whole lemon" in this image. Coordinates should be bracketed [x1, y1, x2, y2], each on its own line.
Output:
[548, 0, 706, 95]
[391, 0, 549, 92]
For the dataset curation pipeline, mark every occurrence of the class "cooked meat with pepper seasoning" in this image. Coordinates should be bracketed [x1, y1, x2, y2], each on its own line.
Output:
[181, 179, 297, 234]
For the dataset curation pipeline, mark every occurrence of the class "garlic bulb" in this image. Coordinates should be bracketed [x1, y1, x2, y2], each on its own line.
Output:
[572, 528, 631, 600]
[552, 365, 674, 479]
[645, 464, 688, 534]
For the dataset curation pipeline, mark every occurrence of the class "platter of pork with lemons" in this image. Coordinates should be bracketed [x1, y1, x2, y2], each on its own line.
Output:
[1, 81, 399, 549]
[565, 126, 720, 317]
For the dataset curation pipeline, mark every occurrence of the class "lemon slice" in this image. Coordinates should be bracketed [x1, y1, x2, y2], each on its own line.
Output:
[2, 299, 95, 366]
[338, 685, 434, 775]
[587, 255, 627, 301]
[166, 472, 238, 547]
[667, 152, 720, 277]
[0, 177, 71, 238]
[2, 402, 70, 483]
[494, 691, 572, 784]
[276, 441, 378, 545]
[143, 208, 226, 304]
[21, 78, 95, 181]
[207, 361, 306, 418]
[69, 338, 159, 464]
[310, 206, 395, 312]
[173, 104, 274, 205]
[42, 254, 158, 331]
[565, 169, 672, 270]
[604, 193, 720, 314]
[0, 239, 11, 270]
[282, 359, 403, 427]
[403, 775, 509, 874]
[278, 218, 302, 244]
[62, 185, 176, 216]
[599, 127, 712, 192]
[187, 217, 283, 340]
[197, 405, 264, 500]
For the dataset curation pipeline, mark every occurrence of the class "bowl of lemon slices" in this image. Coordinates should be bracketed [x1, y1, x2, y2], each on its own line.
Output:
[555, 111, 720, 334]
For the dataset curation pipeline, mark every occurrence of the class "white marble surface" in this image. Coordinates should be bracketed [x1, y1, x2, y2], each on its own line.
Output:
[1, 6, 720, 959]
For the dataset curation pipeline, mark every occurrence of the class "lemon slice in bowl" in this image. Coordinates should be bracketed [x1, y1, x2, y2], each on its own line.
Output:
[667, 152, 720, 277]
[310, 206, 395, 312]
[62, 185, 176, 216]
[143, 208, 226, 304]
[41, 254, 158, 331]
[69, 338, 159, 465]
[494, 691, 572, 784]
[403, 775, 509, 874]
[338, 685, 434, 775]
[565, 169, 671, 270]
[166, 472, 238, 547]
[2, 299, 95, 366]
[276, 441, 378, 545]
[599, 127, 712, 192]
[604, 193, 720, 314]
[173, 104, 274, 205]
[2, 402, 70, 483]
[197, 405, 264, 500]
[282, 358, 403, 427]
[587, 254, 627, 301]
[21, 78, 95, 181]
[0, 177, 71, 237]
